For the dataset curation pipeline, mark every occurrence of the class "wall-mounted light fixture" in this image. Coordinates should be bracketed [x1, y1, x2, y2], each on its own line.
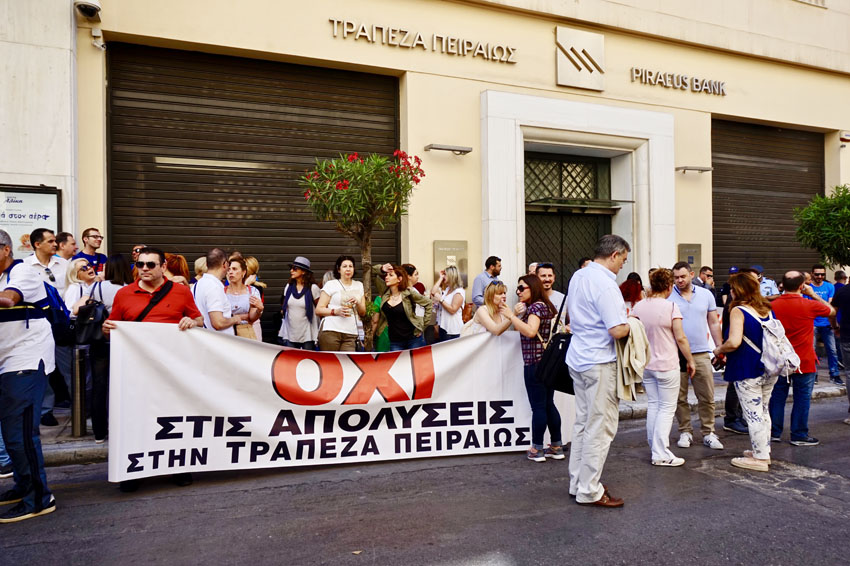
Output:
[675, 166, 713, 173]
[424, 144, 473, 155]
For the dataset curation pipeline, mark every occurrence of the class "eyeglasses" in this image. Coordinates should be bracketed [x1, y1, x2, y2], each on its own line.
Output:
[516, 284, 529, 294]
[135, 261, 159, 270]
[78, 264, 94, 273]
[87, 235, 103, 240]
[43, 267, 56, 283]
[132, 247, 144, 254]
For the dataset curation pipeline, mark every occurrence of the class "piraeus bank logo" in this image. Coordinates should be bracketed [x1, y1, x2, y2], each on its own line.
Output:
[555, 27, 605, 92]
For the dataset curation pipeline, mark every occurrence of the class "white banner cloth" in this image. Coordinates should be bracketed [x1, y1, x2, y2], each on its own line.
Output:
[108, 322, 574, 482]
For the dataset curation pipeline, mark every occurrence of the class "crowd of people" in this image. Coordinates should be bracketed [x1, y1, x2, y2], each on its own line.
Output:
[1, 225, 849, 521]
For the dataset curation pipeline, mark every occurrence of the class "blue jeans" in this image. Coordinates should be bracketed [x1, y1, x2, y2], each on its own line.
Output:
[389, 335, 426, 351]
[437, 328, 459, 342]
[281, 340, 317, 351]
[0, 423, 10, 467]
[0, 361, 53, 512]
[815, 326, 840, 377]
[523, 363, 562, 450]
[768, 372, 816, 440]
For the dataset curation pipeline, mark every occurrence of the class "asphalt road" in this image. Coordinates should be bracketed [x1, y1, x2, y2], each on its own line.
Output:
[3, 397, 850, 566]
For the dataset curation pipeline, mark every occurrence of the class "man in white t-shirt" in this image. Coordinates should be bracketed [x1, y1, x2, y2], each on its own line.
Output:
[0, 229, 57, 522]
[536, 262, 567, 327]
[193, 248, 240, 334]
[23, 228, 69, 426]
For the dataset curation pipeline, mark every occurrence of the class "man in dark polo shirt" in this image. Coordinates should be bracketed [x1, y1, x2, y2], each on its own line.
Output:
[769, 271, 833, 446]
[103, 247, 202, 491]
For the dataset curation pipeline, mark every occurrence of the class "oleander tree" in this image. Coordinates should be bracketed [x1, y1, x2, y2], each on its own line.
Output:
[795, 184, 850, 268]
[300, 150, 425, 346]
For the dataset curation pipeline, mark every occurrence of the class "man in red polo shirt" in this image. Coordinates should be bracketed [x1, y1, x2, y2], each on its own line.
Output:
[103, 247, 202, 492]
[104, 248, 201, 331]
[769, 270, 834, 447]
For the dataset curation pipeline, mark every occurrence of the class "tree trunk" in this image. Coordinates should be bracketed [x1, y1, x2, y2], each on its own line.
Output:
[360, 231, 374, 351]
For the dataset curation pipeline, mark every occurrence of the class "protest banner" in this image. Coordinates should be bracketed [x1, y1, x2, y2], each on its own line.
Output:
[107, 323, 575, 482]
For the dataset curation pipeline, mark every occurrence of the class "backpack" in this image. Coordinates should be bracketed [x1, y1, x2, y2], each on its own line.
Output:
[41, 280, 75, 346]
[739, 306, 800, 378]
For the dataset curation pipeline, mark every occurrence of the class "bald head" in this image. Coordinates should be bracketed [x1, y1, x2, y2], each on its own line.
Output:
[782, 270, 805, 293]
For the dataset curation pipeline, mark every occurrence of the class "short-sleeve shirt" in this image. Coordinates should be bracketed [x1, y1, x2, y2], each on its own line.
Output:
[108, 280, 201, 323]
[193, 273, 233, 334]
[631, 298, 682, 372]
[549, 290, 568, 327]
[566, 261, 628, 372]
[771, 294, 831, 374]
[759, 277, 780, 297]
[810, 281, 835, 327]
[668, 284, 717, 354]
[72, 251, 109, 275]
[24, 254, 69, 296]
[321, 279, 364, 336]
[520, 301, 554, 366]
[1, 260, 55, 374]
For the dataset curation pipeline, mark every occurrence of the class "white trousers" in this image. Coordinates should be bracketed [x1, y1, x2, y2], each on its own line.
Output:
[734, 375, 778, 460]
[643, 368, 681, 462]
[568, 362, 619, 503]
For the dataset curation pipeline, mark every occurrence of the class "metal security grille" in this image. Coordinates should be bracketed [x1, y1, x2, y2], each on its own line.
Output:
[107, 43, 399, 340]
[525, 155, 610, 202]
[524, 153, 613, 291]
[526, 213, 610, 292]
[712, 119, 823, 285]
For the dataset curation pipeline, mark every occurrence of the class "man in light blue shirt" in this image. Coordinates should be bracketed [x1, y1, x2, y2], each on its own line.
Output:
[471, 256, 501, 309]
[669, 262, 724, 451]
[566, 235, 630, 508]
[811, 264, 842, 384]
[751, 265, 779, 297]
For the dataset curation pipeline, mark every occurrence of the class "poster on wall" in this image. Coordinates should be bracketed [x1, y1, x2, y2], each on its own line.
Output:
[0, 185, 61, 254]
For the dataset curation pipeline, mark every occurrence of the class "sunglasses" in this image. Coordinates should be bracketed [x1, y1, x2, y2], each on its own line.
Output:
[87, 235, 104, 240]
[132, 247, 144, 254]
[488, 280, 504, 287]
[43, 267, 56, 283]
[78, 264, 94, 273]
[516, 284, 529, 294]
[813, 272, 826, 277]
[135, 261, 159, 270]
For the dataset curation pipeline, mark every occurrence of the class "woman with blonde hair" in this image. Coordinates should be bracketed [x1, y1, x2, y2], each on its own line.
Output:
[63, 258, 98, 313]
[630, 268, 695, 466]
[714, 273, 776, 472]
[467, 280, 512, 336]
[244, 256, 267, 340]
[430, 265, 465, 342]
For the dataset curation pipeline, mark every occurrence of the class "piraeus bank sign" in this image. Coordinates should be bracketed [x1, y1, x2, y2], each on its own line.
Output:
[555, 26, 727, 96]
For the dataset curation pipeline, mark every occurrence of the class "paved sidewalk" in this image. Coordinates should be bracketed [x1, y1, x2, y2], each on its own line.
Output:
[38, 368, 848, 467]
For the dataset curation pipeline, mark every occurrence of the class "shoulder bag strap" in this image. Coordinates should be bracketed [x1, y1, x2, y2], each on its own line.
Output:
[134, 280, 174, 322]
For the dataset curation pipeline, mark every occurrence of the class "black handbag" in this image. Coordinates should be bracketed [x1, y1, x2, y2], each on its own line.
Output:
[534, 294, 574, 394]
[75, 282, 109, 345]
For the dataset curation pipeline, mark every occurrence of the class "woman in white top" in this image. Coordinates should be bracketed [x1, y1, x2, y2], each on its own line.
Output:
[316, 255, 366, 351]
[64, 258, 98, 315]
[430, 265, 465, 342]
[225, 255, 264, 340]
[468, 280, 512, 336]
[278, 256, 321, 350]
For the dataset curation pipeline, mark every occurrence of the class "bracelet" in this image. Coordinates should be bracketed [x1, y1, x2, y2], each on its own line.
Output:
[331, 308, 335, 316]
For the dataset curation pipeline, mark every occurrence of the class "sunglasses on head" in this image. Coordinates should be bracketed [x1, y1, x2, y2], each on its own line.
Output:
[488, 280, 504, 287]
[132, 247, 144, 254]
[135, 261, 159, 270]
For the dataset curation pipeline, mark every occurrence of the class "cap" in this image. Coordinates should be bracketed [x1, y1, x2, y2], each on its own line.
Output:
[750, 265, 764, 274]
[289, 256, 312, 272]
[728, 266, 739, 274]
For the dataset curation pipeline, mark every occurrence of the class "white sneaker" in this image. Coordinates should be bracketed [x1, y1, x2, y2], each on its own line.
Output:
[703, 433, 724, 450]
[677, 432, 693, 448]
[652, 457, 685, 467]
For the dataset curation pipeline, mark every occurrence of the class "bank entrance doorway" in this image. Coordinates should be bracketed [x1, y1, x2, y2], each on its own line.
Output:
[524, 153, 615, 291]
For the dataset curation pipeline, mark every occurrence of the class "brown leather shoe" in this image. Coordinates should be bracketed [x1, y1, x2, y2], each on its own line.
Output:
[577, 492, 624, 508]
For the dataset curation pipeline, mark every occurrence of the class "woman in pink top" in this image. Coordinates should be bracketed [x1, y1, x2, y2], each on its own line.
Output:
[630, 268, 696, 467]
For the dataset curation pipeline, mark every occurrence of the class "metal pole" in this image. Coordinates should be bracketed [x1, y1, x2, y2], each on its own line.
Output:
[71, 346, 87, 437]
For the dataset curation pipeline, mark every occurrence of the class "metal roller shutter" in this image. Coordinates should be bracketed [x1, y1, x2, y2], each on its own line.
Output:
[711, 119, 823, 284]
[107, 43, 399, 339]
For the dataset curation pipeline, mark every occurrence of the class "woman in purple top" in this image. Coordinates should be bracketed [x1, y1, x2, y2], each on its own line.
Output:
[630, 269, 695, 466]
[506, 274, 560, 463]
